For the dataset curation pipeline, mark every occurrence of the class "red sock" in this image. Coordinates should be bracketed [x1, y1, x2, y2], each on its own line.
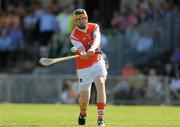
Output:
[96, 102, 106, 120]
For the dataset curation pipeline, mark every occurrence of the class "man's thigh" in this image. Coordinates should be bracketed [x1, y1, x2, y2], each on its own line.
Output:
[77, 67, 93, 91]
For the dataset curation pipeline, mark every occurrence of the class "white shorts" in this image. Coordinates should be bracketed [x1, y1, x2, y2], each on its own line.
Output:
[77, 60, 107, 91]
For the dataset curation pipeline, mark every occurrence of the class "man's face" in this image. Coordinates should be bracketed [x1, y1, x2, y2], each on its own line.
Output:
[74, 15, 88, 29]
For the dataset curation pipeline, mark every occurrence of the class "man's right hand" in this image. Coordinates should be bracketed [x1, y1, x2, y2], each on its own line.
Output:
[79, 51, 88, 59]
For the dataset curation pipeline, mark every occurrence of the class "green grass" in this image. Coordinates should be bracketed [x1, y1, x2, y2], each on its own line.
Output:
[0, 104, 180, 127]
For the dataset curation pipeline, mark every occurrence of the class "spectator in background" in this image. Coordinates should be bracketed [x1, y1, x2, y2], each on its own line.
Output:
[39, 7, 57, 46]
[146, 68, 162, 99]
[120, 62, 140, 81]
[113, 78, 132, 101]
[169, 71, 180, 100]
[8, 26, 23, 51]
[33, 1, 45, 19]
[111, 11, 122, 32]
[0, 29, 11, 50]
[163, 63, 174, 78]
[56, 6, 74, 55]
[125, 11, 138, 28]
[0, 13, 6, 28]
[56, 7, 73, 56]
[136, 32, 153, 53]
[170, 71, 180, 100]
[130, 71, 146, 97]
[60, 80, 79, 104]
[0, 29, 12, 68]
[162, 63, 174, 93]
[136, 77, 147, 99]
[172, 47, 180, 75]
[48, 0, 60, 15]
[48, 32, 62, 57]
[118, 62, 141, 100]
[56, 7, 73, 39]
[138, 0, 150, 12]
[124, 26, 140, 50]
[23, 8, 38, 44]
[170, 72, 180, 90]
[91, 10, 103, 25]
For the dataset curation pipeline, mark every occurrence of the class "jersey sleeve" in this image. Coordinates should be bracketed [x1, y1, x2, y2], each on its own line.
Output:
[71, 39, 84, 49]
[93, 24, 101, 39]
[90, 24, 101, 51]
[70, 33, 85, 51]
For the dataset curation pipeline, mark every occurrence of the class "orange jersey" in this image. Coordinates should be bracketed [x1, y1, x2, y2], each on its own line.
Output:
[70, 23, 102, 69]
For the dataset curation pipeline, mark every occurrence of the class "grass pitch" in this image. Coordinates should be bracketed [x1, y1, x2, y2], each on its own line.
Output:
[0, 104, 180, 127]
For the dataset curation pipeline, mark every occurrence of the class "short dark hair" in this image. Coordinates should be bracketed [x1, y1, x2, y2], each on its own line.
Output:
[73, 8, 86, 15]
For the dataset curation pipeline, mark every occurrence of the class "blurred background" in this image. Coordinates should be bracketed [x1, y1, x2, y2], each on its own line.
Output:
[0, 0, 180, 105]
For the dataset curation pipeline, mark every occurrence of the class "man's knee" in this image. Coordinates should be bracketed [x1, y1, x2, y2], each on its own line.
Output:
[96, 76, 106, 85]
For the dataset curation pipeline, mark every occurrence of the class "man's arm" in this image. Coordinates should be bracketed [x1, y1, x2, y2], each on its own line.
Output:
[71, 39, 85, 52]
[87, 24, 101, 56]
[70, 38, 88, 59]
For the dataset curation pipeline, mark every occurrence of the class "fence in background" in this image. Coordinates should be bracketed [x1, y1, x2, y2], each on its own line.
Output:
[0, 74, 179, 105]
